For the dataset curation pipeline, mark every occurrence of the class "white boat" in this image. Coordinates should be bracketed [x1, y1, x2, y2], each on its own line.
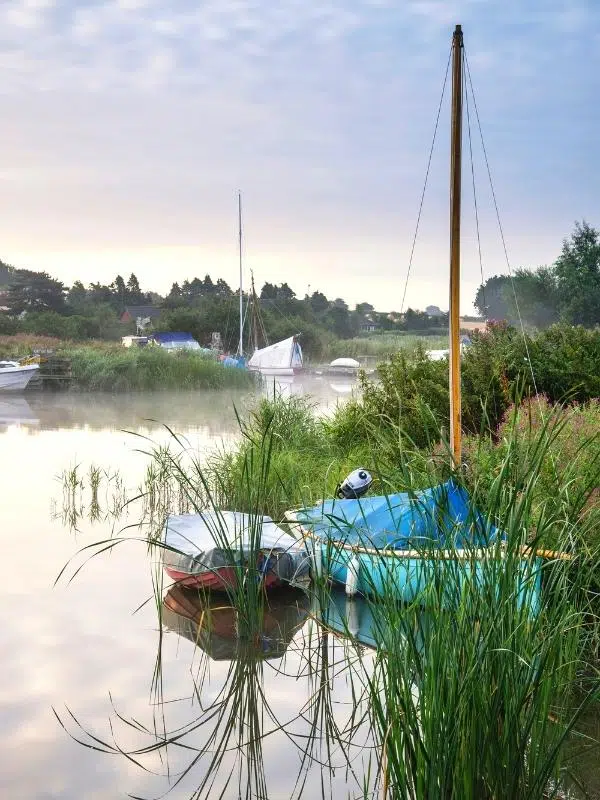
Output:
[325, 357, 360, 375]
[247, 335, 303, 376]
[0, 361, 39, 391]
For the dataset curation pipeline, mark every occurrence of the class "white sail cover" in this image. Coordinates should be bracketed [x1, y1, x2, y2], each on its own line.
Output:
[162, 510, 310, 584]
[248, 336, 303, 371]
[329, 358, 360, 369]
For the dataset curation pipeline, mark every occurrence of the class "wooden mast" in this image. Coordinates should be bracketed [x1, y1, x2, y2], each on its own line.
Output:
[449, 24, 463, 466]
[237, 192, 243, 357]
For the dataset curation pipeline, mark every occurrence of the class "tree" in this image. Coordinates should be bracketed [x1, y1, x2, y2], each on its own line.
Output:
[67, 280, 87, 308]
[554, 221, 600, 327]
[355, 302, 374, 315]
[162, 282, 183, 310]
[5, 269, 67, 315]
[309, 290, 329, 313]
[507, 267, 559, 327]
[202, 274, 215, 295]
[0, 260, 14, 286]
[260, 282, 278, 300]
[277, 282, 296, 302]
[87, 282, 114, 305]
[474, 275, 513, 320]
[126, 273, 143, 304]
[215, 278, 232, 297]
[112, 275, 127, 306]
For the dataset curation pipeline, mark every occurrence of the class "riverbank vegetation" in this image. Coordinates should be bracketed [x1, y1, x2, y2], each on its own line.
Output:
[58, 382, 600, 798]
[67, 344, 257, 391]
[2, 219, 597, 364]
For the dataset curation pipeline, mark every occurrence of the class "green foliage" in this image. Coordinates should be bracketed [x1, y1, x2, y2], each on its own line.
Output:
[19, 308, 123, 341]
[463, 396, 600, 550]
[335, 323, 600, 447]
[475, 220, 600, 328]
[555, 220, 600, 326]
[0, 314, 18, 335]
[0, 259, 14, 286]
[6, 269, 67, 314]
[68, 346, 256, 391]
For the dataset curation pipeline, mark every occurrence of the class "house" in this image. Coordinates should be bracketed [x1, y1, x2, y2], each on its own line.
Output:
[359, 314, 380, 333]
[120, 305, 162, 325]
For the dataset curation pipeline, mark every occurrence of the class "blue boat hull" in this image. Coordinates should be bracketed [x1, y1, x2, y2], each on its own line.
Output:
[316, 541, 542, 613]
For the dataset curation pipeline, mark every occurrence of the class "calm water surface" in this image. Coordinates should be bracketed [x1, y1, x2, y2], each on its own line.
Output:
[1, 380, 598, 799]
[0, 379, 379, 800]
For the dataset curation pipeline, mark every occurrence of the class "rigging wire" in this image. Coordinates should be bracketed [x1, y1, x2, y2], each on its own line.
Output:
[464, 51, 540, 399]
[463, 51, 486, 316]
[399, 45, 452, 316]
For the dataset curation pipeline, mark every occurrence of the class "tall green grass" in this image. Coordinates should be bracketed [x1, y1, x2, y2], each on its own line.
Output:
[320, 333, 448, 362]
[55, 392, 600, 798]
[68, 345, 256, 391]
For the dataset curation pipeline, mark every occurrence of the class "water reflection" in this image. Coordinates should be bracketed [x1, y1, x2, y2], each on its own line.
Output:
[54, 586, 379, 799]
[0, 395, 39, 430]
[19, 376, 355, 433]
[162, 586, 311, 661]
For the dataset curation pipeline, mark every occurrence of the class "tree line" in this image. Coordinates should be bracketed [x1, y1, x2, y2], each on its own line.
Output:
[0, 263, 448, 353]
[475, 221, 600, 328]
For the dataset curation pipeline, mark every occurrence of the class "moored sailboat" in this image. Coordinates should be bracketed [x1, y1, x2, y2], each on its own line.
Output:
[287, 26, 549, 611]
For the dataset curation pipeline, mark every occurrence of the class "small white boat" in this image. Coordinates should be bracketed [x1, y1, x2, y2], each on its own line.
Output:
[0, 361, 39, 391]
[426, 349, 450, 361]
[248, 335, 303, 376]
[325, 357, 360, 375]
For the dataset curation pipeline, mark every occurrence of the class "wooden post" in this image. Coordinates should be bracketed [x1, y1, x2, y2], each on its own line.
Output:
[449, 24, 463, 466]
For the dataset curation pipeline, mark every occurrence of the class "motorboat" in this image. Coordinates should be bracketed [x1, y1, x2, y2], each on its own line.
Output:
[0, 361, 39, 391]
[161, 510, 310, 591]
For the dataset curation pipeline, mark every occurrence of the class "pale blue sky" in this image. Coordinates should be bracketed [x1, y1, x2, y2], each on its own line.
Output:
[1, 0, 598, 312]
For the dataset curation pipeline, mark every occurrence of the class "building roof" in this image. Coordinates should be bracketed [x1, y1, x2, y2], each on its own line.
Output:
[152, 331, 197, 343]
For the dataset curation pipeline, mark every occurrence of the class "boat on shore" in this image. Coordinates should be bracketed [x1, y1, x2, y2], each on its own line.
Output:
[0, 361, 39, 391]
[161, 510, 310, 591]
[286, 26, 550, 611]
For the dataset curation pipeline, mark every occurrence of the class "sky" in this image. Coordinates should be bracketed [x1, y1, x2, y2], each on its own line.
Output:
[0, 0, 598, 313]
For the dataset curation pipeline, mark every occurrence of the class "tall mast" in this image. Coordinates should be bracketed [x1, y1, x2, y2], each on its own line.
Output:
[250, 272, 259, 352]
[238, 191, 243, 357]
[449, 24, 463, 466]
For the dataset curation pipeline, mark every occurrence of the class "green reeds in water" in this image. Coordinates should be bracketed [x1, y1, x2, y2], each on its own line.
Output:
[55, 394, 600, 798]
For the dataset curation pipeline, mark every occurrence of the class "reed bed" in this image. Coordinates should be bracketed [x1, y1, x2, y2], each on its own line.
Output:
[55, 393, 600, 798]
[320, 333, 449, 362]
[67, 345, 256, 391]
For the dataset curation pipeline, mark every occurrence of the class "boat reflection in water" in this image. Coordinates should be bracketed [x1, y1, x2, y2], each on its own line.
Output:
[0, 396, 40, 430]
[162, 585, 311, 661]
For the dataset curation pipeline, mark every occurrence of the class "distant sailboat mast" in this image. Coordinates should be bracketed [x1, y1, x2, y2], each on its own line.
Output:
[237, 191, 244, 358]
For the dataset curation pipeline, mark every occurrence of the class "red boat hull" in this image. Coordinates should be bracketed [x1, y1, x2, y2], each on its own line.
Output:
[165, 565, 282, 591]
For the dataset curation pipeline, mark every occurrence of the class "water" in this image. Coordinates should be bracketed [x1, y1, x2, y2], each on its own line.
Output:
[1, 382, 598, 799]
[0, 380, 378, 800]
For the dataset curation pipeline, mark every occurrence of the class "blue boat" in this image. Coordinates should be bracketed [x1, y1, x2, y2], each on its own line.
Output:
[289, 480, 542, 612]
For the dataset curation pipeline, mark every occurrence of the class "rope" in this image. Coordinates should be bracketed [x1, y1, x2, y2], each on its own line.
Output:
[463, 52, 486, 315]
[399, 45, 452, 316]
[464, 52, 540, 399]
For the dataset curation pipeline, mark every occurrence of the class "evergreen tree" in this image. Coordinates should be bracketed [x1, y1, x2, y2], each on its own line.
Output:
[6, 270, 67, 314]
[112, 275, 127, 306]
[126, 273, 143, 304]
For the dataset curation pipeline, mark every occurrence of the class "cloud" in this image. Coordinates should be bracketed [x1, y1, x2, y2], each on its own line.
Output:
[0, 1, 598, 310]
